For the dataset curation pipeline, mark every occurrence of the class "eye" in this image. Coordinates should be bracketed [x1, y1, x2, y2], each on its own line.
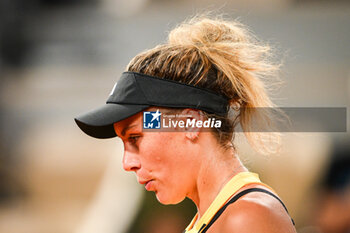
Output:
[128, 135, 140, 145]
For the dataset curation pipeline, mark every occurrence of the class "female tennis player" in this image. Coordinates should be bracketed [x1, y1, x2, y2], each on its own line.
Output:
[75, 16, 297, 233]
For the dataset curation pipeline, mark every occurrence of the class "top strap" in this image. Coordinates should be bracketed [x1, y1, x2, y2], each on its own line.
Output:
[184, 172, 276, 232]
[199, 188, 295, 233]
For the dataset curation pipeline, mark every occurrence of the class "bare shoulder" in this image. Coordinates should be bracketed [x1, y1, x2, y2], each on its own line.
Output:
[215, 185, 297, 233]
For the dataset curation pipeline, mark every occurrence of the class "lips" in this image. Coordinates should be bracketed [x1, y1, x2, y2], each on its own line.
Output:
[138, 179, 154, 191]
[138, 180, 148, 185]
[145, 180, 154, 191]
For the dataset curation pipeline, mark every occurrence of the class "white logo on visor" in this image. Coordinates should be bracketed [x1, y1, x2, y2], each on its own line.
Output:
[109, 82, 117, 96]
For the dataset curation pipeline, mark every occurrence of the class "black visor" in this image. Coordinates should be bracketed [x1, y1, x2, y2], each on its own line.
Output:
[75, 72, 229, 139]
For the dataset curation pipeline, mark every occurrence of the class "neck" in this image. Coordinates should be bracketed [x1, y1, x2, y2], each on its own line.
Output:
[187, 145, 247, 218]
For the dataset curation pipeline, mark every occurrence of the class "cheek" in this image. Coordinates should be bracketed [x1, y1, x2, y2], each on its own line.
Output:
[141, 133, 194, 183]
[138, 134, 169, 170]
[155, 134, 196, 178]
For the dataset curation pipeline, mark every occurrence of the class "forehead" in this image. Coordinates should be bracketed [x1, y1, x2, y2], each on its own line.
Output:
[113, 112, 143, 136]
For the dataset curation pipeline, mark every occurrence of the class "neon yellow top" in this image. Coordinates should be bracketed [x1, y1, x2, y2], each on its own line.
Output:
[184, 171, 275, 233]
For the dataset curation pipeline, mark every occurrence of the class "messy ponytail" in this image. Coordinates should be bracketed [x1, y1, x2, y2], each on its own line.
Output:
[127, 16, 282, 155]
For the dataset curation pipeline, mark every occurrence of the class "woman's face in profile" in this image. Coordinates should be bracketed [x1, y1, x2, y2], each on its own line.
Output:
[114, 110, 199, 204]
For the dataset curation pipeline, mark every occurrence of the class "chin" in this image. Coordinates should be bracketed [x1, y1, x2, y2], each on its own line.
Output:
[155, 192, 185, 205]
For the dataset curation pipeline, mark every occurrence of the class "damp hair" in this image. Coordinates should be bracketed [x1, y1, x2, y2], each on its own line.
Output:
[126, 15, 284, 155]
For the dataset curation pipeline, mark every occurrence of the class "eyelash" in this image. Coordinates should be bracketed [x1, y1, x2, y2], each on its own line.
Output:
[128, 135, 140, 145]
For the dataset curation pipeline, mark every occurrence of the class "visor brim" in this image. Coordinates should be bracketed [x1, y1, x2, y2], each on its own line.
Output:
[74, 103, 150, 139]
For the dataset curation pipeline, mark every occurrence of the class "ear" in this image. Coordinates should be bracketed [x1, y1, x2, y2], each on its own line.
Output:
[180, 109, 205, 142]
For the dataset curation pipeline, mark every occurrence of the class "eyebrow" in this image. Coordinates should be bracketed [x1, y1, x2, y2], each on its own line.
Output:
[121, 124, 138, 136]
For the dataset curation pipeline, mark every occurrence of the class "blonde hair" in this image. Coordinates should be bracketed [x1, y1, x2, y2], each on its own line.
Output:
[126, 16, 282, 155]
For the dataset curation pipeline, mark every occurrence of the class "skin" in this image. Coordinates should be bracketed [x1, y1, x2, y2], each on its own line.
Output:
[114, 107, 297, 233]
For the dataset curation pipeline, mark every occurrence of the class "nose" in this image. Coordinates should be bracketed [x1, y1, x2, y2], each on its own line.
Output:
[122, 150, 141, 172]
